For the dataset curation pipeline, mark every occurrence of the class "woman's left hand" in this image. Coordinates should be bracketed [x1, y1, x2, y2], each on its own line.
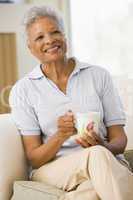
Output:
[75, 123, 104, 148]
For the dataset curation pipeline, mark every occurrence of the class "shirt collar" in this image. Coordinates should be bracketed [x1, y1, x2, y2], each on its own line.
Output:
[28, 64, 44, 80]
[27, 58, 91, 80]
[72, 57, 91, 75]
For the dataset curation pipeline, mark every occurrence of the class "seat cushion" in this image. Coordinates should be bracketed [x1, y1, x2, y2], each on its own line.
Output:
[11, 181, 66, 200]
[124, 150, 133, 171]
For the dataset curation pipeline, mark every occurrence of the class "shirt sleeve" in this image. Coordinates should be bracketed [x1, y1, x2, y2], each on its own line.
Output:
[9, 81, 41, 135]
[101, 70, 126, 127]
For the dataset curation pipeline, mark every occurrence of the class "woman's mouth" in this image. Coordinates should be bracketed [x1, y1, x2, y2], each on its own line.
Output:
[44, 45, 61, 53]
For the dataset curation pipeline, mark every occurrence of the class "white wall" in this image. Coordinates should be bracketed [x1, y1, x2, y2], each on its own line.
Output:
[0, 1, 70, 78]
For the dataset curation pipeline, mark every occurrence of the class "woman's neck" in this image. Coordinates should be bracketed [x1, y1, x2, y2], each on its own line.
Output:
[41, 57, 75, 82]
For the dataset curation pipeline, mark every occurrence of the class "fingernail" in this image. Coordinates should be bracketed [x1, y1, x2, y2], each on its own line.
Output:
[87, 122, 94, 130]
[75, 139, 80, 144]
[66, 110, 73, 116]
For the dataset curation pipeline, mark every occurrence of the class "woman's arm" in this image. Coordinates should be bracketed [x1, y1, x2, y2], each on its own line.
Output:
[22, 133, 67, 169]
[76, 124, 127, 155]
[22, 111, 76, 169]
[103, 125, 127, 155]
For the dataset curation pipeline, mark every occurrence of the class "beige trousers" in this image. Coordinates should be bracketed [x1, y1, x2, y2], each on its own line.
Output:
[32, 145, 133, 200]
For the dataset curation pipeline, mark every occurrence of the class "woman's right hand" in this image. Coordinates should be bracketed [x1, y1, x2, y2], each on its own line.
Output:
[56, 110, 77, 140]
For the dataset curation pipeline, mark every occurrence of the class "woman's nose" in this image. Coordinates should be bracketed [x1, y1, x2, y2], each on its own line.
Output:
[44, 33, 54, 44]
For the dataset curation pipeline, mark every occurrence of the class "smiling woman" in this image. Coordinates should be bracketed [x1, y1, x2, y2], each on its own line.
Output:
[9, 5, 133, 200]
[27, 17, 66, 64]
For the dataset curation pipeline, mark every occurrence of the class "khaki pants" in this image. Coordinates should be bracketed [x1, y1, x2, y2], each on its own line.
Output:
[32, 145, 133, 200]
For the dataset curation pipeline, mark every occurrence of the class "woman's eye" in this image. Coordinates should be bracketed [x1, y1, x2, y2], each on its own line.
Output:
[52, 30, 61, 35]
[35, 35, 44, 41]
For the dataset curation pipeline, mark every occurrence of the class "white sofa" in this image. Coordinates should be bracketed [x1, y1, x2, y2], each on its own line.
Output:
[0, 114, 65, 200]
[0, 114, 28, 200]
[0, 114, 133, 200]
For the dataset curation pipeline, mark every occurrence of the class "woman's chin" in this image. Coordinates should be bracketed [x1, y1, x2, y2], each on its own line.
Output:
[42, 54, 65, 63]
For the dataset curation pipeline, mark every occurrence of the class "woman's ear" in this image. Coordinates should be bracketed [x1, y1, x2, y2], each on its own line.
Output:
[27, 40, 31, 50]
[27, 40, 33, 54]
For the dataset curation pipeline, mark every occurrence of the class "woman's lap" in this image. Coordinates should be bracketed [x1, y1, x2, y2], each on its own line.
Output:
[31, 145, 132, 191]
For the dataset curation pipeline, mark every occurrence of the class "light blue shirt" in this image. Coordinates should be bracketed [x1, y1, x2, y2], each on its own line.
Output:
[9, 58, 126, 156]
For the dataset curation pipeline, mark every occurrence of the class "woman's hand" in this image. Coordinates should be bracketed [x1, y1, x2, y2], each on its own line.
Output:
[56, 110, 77, 140]
[76, 122, 104, 148]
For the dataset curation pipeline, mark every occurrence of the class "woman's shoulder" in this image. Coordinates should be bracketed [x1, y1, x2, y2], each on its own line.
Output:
[78, 60, 113, 95]
[11, 64, 41, 94]
[11, 76, 30, 95]
[87, 63, 111, 77]
[75, 58, 111, 77]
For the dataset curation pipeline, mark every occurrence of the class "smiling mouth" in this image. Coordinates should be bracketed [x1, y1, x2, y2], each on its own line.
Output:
[44, 45, 61, 53]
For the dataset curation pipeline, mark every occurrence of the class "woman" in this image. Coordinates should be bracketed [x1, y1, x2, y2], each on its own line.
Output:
[9, 6, 133, 200]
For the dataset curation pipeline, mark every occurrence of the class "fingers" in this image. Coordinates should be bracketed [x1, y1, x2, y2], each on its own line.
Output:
[76, 135, 97, 148]
[58, 120, 74, 128]
[75, 127, 98, 147]
[58, 110, 75, 127]
[57, 111, 76, 138]
[58, 126, 76, 133]
[90, 131, 104, 145]
[58, 117, 75, 129]
[76, 138, 91, 148]
[66, 110, 73, 116]
[86, 122, 99, 143]
[86, 121, 94, 130]
[83, 131, 98, 146]
[90, 131, 99, 140]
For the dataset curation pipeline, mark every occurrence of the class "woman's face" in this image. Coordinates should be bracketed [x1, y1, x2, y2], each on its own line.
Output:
[27, 17, 67, 63]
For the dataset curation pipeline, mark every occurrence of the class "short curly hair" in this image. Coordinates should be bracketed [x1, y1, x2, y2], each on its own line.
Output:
[23, 5, 65, 36]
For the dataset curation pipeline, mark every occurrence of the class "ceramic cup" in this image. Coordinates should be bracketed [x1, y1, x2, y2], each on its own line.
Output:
[74, 111, 100, 139]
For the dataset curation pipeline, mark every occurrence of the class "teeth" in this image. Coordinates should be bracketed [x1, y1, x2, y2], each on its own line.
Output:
[47, 46, 59, 53]
[43, 46, 60, 53]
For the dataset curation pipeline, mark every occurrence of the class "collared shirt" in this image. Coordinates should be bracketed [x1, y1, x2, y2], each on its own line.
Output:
[9, 58, 126, 156]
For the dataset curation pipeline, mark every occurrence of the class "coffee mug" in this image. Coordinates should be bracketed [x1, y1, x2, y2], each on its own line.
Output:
[74, 111, 100, 139]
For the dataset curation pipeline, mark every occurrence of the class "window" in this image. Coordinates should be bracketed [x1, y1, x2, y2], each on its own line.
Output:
[70, 0, 133, 77]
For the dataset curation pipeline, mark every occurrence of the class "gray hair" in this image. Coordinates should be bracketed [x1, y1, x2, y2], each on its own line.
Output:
[23, 6, 65, 35]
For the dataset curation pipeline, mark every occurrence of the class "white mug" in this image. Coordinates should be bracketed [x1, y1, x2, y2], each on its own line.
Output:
[74, 111, 100, 139]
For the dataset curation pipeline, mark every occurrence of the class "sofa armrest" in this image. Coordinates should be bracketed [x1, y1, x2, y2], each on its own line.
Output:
[0, 114, 28, 200]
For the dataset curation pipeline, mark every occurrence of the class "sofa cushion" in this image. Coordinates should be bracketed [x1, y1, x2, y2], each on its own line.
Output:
[124, 150, 133, 171]
[11, 181, 65, 200]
